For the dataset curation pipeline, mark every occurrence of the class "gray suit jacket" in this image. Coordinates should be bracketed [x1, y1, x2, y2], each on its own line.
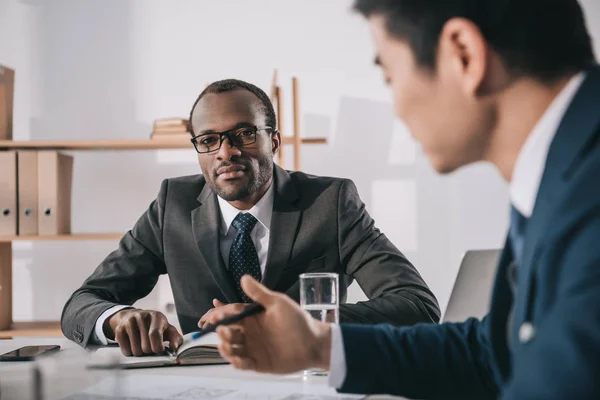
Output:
[61, 165, 440, 347]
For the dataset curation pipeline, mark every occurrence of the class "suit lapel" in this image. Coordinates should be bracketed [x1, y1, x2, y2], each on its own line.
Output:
[191, 184, 241, 303]
[516, 65, 600, 324]
[262, 165, 301, 289]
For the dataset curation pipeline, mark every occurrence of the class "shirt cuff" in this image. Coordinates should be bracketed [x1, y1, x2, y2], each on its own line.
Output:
[328, 324, 347, 389]
[92, 305, 132, 345]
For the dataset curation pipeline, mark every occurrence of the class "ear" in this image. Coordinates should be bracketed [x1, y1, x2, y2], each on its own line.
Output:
[271, 130, 281, 156]
[437, 18, 488, 95]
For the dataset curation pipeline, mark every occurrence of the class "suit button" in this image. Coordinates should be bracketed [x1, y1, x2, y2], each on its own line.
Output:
[519, 322, 535, 344]
[74, 332, 83, 343]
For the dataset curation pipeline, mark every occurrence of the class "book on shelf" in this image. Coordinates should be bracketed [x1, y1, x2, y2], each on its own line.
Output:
[87, 332, 227, 369]
[152, 125, 190, 134]
[153, 118, 189, 128]
[150, 132, 191, 142]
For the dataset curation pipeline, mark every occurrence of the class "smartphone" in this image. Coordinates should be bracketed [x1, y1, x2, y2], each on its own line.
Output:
[0, 345, 60, 361]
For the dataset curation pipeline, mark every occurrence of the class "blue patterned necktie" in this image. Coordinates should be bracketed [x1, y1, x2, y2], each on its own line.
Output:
[509, 205, 528, 266]
[229, 212, 261, 303]
[506, 205, 529, 348]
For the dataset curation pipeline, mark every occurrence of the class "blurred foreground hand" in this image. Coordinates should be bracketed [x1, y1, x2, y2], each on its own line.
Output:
[215, 275, 332, 374]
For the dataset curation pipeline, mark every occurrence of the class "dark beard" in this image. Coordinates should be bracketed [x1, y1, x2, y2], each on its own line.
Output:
[210, 155, 273, 201]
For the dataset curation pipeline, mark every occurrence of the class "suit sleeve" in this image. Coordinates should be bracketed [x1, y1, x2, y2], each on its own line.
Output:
[60, 179, 169, 348]
[339, 317, 499, 399]
[336, 179, 441, 325]
[501, 211, 600, 399]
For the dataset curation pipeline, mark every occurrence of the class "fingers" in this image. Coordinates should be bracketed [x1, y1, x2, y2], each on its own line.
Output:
[201, 303, 246, 329]
[218, 339, 249, 359]
[199, 309, 216, 329]
[240, 275, 276, 306]
[114, 324, 132, 357]
[213, 298, 226, 307]
[125, 317, 143, 356]
[148, 314, 168, 354]
[217, 326, 255, 370]
[217, 325, 244, 346]
[198, 309, 212, 329]
[114, 311, 176, 356]
[135, 313, 152, 354]
[227, 355, 256, 371]
[165, 324, 183, 351]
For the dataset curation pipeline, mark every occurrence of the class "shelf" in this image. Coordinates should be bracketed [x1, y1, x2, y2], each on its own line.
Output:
[0, 233, 124, 242]
[282, 137, 327, 145]
[0, 139, 192, 151]
[0, 137, 327, 151]
[0, 321, 62, 338]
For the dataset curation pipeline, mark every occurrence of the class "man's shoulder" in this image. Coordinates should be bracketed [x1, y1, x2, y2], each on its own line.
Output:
[566, 138, 600, 207]
[160, 174, 207, 199]
[285, 169, 354, 190]
[548, 142, 600, 232]
[166, 174, 206, 186]
[277, 170, 360, 210]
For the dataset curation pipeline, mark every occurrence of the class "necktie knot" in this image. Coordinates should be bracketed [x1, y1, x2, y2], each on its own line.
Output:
[232, 212, 258, 234]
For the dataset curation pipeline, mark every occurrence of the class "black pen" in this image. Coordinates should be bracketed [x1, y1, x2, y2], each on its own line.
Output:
[185, 302, 265, 342]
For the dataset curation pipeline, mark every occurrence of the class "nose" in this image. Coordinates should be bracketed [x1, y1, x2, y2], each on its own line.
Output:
[215, 135, 241, 161]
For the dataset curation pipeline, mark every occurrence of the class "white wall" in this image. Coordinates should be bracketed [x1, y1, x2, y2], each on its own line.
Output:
[3, 0, 600, 322]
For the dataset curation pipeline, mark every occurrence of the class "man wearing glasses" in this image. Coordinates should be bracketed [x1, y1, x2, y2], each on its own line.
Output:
[61, 79, 440, 356]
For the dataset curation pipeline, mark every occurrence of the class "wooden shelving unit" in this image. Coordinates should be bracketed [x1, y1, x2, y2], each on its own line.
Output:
[0, 232, 124, 337]
[0, 139, 192, 338]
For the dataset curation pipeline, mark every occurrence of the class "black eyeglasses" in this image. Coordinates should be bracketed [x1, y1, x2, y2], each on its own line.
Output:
[190, 126, 274, 154]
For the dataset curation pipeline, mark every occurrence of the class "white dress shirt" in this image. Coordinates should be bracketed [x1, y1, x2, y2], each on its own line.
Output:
[92, 183, 275, 345]
[510, 72, 585, 217]
[216, 182, 274, 275]
[327, 72, 586, 388]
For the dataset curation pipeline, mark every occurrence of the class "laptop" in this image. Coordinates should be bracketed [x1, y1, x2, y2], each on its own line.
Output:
[442, 249, 500, 323]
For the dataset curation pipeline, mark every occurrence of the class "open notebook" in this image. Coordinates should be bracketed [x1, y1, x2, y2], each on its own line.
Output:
[87, 332, 228, 369]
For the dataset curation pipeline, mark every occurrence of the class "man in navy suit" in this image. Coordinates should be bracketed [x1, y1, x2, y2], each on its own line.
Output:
[214, 0, 600, 398]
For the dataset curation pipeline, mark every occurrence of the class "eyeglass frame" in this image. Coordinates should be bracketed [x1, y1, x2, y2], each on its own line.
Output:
[190, 125, 275, 154]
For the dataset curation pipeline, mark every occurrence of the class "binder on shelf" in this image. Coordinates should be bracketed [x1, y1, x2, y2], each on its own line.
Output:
[0, 65, 15, 141]
[37, 151, 73, 235]
[17, 151, 38, 235]
[0, 151, 17, 235]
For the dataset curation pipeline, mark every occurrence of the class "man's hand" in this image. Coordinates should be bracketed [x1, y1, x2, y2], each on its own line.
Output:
[214, 275, 332, 374]
[198, 299, 247, 329]
[104, 309, 183, 357]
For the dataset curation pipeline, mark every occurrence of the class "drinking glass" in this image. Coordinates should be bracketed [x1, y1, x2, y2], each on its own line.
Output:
[300, 272, 339, 376]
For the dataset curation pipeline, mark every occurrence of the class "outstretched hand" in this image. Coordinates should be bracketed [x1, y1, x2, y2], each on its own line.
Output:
[214, 275, 332, 374]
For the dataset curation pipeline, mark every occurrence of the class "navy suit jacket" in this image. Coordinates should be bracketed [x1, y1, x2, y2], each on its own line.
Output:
[339, 65, 600, 399]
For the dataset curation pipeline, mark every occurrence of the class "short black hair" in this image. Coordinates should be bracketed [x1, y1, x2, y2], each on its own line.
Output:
[353, 0, 596, 82]
[189, 79, 277, 135]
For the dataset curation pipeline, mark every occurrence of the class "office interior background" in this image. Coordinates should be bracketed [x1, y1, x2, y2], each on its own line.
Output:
[2, 0, 600, 325]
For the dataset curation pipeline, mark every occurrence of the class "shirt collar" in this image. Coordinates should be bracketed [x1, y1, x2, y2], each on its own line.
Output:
[509, 72, 586, 218]
[217, 181, 275, 235]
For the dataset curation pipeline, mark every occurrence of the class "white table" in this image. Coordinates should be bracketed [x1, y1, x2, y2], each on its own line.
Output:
[0, 337, 402, 399]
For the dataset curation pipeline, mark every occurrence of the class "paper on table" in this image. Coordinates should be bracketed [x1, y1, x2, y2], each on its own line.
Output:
[64, 373, 364, 399]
